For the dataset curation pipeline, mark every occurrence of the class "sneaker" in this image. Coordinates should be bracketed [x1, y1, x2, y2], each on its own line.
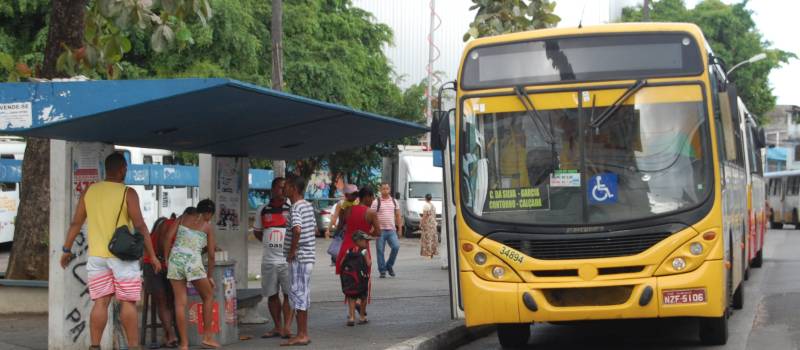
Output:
[388, 267, 395, 277]
[379, 272, 386, 278]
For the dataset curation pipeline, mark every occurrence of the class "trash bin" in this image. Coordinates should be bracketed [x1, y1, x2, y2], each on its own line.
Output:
[186, 260, 238, 346]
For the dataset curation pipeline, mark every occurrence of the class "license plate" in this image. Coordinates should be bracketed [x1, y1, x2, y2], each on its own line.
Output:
[663, 288, 706, 305]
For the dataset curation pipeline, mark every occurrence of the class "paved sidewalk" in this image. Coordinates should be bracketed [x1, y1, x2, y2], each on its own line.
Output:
[0, 236, 452, 349]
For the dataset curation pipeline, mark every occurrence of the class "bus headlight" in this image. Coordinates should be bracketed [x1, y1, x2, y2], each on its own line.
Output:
[690, 242, 703, 255]
[672, 257, 687, 271]
[474, 252, 487, 265]
[656, 231, 716, 276]
[492, 266, 506, 279]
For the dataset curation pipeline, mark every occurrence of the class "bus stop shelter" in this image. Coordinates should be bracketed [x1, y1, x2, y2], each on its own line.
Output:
[0, 78, 427, 349]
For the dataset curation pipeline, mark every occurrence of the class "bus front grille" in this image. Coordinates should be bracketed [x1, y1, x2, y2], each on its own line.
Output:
[542, 286, 634, 307]
[502, 232, 672, 260]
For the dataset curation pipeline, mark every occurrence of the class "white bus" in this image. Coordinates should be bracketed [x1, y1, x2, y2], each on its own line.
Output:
[0, 138, 24, 244]
[766, 169, 800, 229]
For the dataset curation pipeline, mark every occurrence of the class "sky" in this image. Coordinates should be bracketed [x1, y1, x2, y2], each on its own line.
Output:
[688, 0, 799, 105]
[352, 1, 798, 106]
[556, 0, 798, 105]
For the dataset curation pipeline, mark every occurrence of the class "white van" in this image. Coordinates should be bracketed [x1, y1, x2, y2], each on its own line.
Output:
[384, 148, 443, 237]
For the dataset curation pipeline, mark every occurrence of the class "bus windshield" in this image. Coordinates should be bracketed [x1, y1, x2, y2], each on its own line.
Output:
[460, 85, 712, 226]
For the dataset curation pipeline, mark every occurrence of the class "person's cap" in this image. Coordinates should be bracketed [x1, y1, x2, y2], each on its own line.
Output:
[352, 230, 372, 241]
[344, 184, 358, 194]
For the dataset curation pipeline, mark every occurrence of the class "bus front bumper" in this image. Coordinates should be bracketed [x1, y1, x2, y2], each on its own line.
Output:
[461, 259, 726, 327]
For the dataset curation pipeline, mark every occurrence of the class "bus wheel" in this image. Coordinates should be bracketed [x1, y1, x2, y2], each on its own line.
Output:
[699, 313, 729, 345]
[497, 323, 531, 348]
[751, 249, 763, 268]
[732, 280, 745, 310]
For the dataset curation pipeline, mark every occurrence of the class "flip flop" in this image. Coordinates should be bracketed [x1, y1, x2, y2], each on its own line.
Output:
[347, 319, 355, 327]
[358, 318, 369, 325]
[280, 340, 312, 346]
[201, 342, 220, 349]
[162, 340, 179, 348]
[261, 331, 281, 338]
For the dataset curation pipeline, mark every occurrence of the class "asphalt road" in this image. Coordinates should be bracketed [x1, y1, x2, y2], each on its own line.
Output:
[458, 228, 800, 350]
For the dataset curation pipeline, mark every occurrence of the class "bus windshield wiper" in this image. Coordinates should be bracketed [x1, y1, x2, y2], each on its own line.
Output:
[589, 80, 647, 129]
[514, 86, 554, 144]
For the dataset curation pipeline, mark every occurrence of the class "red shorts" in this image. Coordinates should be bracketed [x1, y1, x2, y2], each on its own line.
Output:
[87, 256, 142, 302]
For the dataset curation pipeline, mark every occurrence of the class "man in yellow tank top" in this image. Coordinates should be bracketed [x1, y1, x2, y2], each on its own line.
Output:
[59, 152, 160, 350]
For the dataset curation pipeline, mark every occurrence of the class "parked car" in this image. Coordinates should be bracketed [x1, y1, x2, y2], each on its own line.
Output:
[310, 198, 339, 236]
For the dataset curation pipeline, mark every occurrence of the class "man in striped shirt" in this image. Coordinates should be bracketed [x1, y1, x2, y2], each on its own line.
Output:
[371, 182, 403, 278]
[283, 175, 316, 346]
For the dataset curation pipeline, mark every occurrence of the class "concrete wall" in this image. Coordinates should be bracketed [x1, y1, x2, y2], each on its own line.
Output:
[0, 283, 47, 314]
[49, 141, 115, 350]
[199, 154, 250, 286]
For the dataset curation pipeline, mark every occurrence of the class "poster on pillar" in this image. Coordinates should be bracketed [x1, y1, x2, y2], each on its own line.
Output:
[71, 143, 105, 206]
[215, 157, 242, 232]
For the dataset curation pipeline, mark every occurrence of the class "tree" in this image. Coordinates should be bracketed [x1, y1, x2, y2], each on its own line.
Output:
[2, 0, 426, 278]
[1, 0, 211, 280]
[622, 0, 795, 120]
[271, 0, 286, 178]
[463, 0, 560, 41]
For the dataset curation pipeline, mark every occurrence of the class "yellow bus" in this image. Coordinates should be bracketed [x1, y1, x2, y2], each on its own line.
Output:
[431, 23, 749, 347]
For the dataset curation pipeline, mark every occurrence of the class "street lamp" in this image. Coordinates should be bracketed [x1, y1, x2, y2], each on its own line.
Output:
[726, 52, 767, 76]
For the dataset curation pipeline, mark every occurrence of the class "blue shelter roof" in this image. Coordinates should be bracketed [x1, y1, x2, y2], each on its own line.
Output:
[0, 79, 427, 159]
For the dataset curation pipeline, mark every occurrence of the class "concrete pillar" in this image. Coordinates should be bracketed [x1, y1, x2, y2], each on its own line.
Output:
[49, 141, 115, 350]
[199, 154, 250, 285]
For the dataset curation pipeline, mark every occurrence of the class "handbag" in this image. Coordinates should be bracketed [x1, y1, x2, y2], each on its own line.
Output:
[108, 187, 144, 261]
[327, 233, 343, 257]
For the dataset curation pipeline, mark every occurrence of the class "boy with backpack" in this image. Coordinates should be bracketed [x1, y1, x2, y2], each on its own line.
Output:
[341, 230, 372, 326]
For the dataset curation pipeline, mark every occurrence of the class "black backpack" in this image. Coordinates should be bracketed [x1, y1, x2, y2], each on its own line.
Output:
[340, 247, 369, 297]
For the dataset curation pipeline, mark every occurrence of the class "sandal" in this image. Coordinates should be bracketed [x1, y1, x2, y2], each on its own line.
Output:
[347, 319, 355, 327]
[358, 318, 369, 325]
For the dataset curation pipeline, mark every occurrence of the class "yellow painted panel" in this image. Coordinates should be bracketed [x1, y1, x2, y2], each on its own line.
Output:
[461, 272, 520, 326]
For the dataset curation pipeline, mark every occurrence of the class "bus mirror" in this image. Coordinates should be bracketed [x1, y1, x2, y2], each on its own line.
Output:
[756, 127, 767, 149]
[430, 110, 451, 151]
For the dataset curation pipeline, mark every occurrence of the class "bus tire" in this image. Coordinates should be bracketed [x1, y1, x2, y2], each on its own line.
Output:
[497, 323, 531, 348]
[751, 249, 763, 268]
[699, 313, 729, 345]
[732, 281, 744, 310]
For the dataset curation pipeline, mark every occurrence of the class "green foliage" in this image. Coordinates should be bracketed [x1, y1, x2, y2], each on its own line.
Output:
[622, 0, 795, 120]
[1, 0, 426, 185]
[464, 0, 560, 41]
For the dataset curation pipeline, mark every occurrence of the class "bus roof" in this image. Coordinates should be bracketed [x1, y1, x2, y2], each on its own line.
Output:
[463, 22, 705, 53]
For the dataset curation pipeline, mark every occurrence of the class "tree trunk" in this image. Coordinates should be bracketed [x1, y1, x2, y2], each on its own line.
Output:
[271, 0, 286, 177]
[643, 0, 651, 21]
[5, 0, 86, 280]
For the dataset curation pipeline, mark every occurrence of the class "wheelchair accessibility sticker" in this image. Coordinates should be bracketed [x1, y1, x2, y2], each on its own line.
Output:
[588, 173, 617, 204]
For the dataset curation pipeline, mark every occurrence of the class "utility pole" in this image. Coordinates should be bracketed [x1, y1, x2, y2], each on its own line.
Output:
[643, 0, 651, 21]
[271, 0, 286, 177]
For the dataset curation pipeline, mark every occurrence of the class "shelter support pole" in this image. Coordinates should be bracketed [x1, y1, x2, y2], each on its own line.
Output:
[49, 141, 115, 349]
[199, 154, 250, 286]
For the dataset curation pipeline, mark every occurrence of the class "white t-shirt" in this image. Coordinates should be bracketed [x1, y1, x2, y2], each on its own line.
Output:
[254, 200, 291, 264]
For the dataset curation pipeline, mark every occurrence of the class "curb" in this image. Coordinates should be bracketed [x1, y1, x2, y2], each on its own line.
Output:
[384, 320, 495, 350]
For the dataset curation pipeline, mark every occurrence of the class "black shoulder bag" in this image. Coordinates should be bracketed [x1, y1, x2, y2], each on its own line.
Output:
[108, 187, 144, 261]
